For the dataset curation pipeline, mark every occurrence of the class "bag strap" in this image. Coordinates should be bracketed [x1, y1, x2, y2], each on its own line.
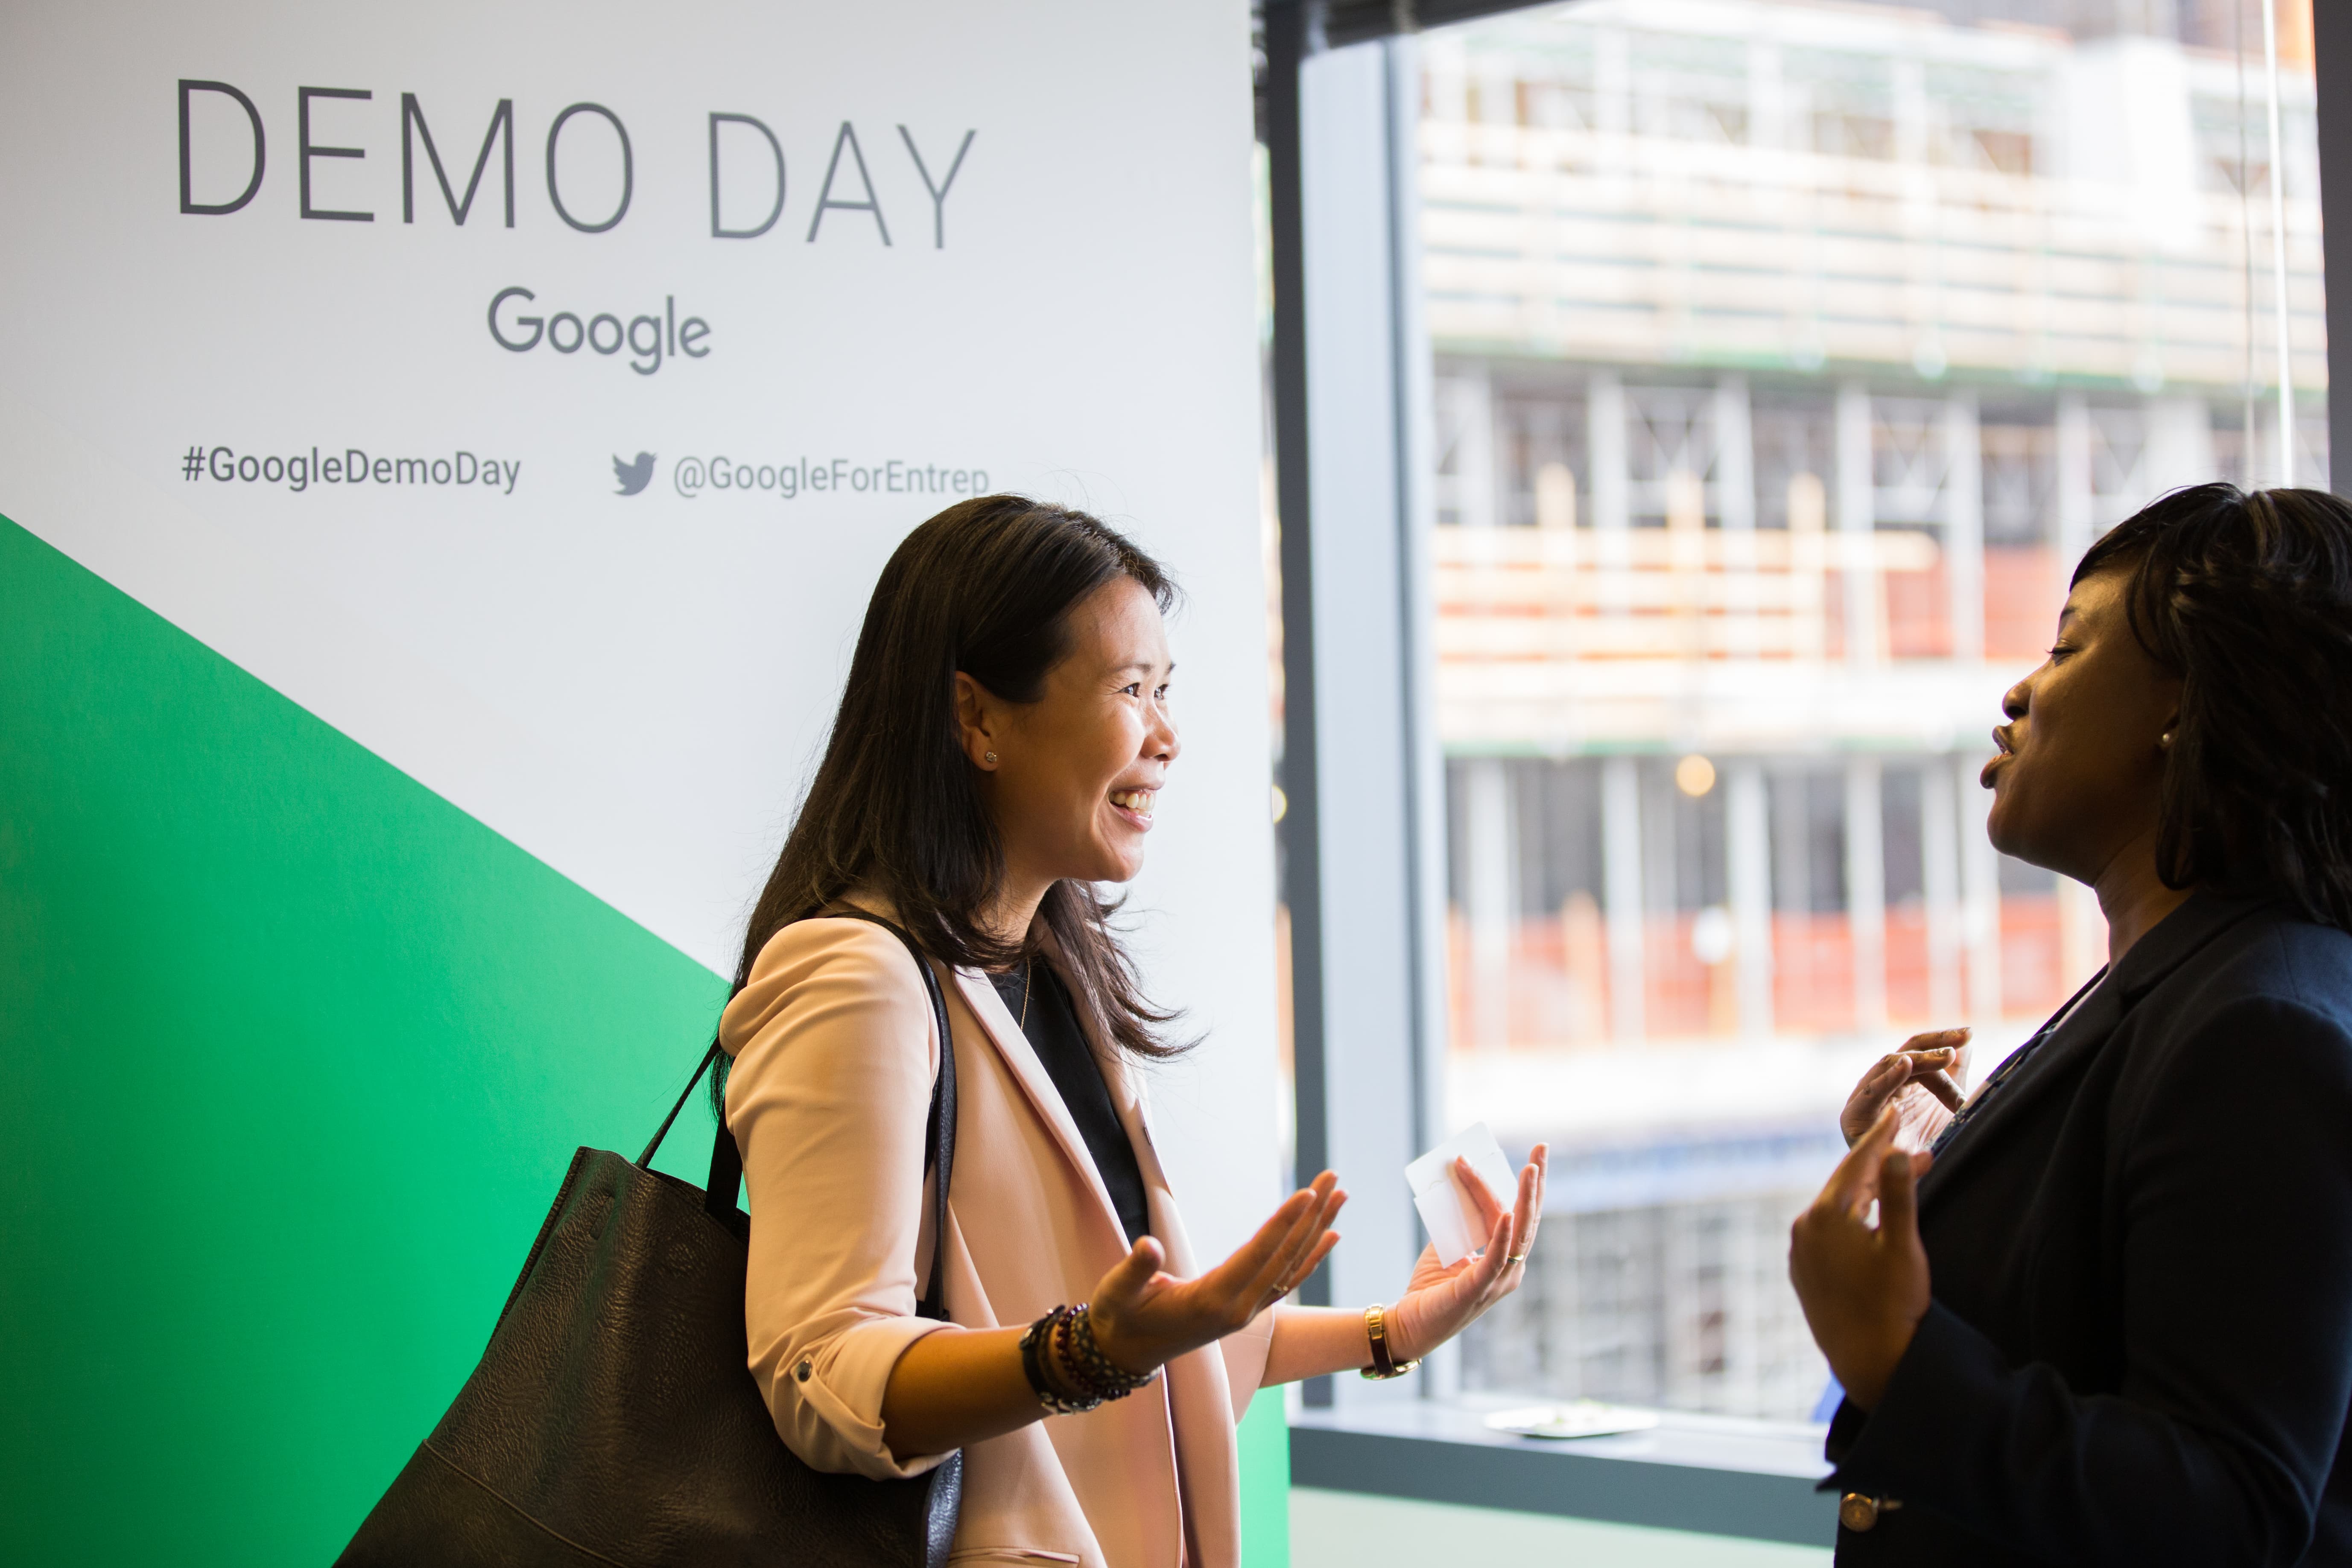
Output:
[637, 1040, 722, 1170]
[638, 912, 961, 1323]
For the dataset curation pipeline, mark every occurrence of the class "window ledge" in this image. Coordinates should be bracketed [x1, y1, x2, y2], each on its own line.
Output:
[1288, 1398, 1835, 1547]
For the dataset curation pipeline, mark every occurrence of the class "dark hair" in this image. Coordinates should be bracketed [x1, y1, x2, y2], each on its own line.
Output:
[2073, 483, 2352, 929]
[718, 495, 1186, 1109]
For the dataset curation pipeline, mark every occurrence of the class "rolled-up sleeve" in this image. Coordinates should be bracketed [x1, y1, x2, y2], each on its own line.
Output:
[720, 919, 957, 1479]
[1219, 1309, 1277, 1422]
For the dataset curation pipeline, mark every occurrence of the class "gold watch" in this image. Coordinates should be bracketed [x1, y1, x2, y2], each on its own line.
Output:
[1360, 1302, 1422, 1380]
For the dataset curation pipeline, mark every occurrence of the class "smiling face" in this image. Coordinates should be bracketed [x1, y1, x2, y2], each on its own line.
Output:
[1981, 567, 2181, 884]
[957, 575, 1179, 899]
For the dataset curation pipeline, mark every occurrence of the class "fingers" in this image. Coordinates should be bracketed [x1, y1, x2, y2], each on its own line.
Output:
[1456, 1156, 1507, 1231]
[1822, 1101, 1900, 1217]
[1877, 1142, 1930, 1239]
[1291, 1230, 1341, 1288]
[1854, 1098, 1901, 1158]
[1898, 1029, 1969, 1101]
[1264, 1184, 1346, 1297]
[1111, 1178, 1345, 1366]
[1225, 1174, 1335, 1285]
[1508, 1145, 1546, 1262]
[1917, 1069, 1967, 1113]
[1234, 1175, 1344, 1305]
[1846, 1042, 1964, 1147]
[1096, 1235, 1166, 1305]
[1867, 1031, 1963, 1089]
[1390, 1201, 1531, 1365]
[1260, 1229, 1344, 1308]
[1844, 1056, 1909, 1145]
[1463, 1209, 1513, 1296]
[1436, 1215, 1510, 1299]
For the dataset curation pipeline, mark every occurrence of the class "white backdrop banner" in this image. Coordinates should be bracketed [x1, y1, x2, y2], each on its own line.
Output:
[0, 0, 1282, 1250]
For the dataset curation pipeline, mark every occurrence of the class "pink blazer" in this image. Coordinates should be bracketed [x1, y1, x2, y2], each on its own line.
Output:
[717, 916, 1275, 1568]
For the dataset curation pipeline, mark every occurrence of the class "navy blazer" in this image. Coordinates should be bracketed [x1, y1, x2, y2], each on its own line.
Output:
[1824, 891, 2352, 1565]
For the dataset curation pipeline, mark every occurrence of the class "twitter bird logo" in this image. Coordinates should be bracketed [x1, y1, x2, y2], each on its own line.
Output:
[613, 451, 655, 496]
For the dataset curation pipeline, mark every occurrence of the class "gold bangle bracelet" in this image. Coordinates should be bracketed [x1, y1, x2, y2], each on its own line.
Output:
[1360, 1302, 1422, 1381]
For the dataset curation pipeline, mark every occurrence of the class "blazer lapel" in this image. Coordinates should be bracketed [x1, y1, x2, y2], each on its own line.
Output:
[1917, 977, 2119, 1208]
[1032, 929, 1198, 1269]
[1086, 999, 1201, 1273]
[948, 964, 1130, 1248]
[1918, 890, 2276, 1209]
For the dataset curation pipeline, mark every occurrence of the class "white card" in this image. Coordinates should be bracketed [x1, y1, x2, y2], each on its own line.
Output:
[1405, 1122, 1519, 1267]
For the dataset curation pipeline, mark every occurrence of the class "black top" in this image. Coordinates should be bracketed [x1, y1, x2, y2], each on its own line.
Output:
[987, 959, 1153, 1244]
[1823, 892, 2352, 1566]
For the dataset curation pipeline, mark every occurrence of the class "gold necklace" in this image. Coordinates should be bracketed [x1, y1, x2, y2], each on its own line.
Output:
[1020, 955, 1033, 1028]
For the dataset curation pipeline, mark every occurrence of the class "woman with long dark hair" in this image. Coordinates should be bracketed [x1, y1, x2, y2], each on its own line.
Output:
[717, 495, 1547, 1567]
[1791, 484, 2352, 1564]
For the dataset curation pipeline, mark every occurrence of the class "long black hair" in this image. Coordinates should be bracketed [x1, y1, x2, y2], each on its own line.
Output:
[718, 495, 1186, 1107]
[2074, 483, 2352, 929]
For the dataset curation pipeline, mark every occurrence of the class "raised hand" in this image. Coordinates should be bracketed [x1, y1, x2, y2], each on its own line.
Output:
[879, 1175, 1344, 1457]
[1385, 1145, 1548, 1362]
[1087, 1173, 1346, 1375]
[1841, 1028, 1971, 1150]
[1790, 1102, 1933, 1411]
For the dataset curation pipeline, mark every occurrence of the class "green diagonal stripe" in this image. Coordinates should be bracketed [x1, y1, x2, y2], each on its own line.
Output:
[0, 514, 727, 1564]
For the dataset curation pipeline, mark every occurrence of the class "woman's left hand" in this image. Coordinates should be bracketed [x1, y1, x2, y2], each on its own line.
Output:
[1788, 1102, 1933, 1411]
[1385, 1145, 1548, 1362]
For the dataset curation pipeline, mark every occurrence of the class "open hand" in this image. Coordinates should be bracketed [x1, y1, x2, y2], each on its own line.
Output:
[1387, 1145, 1548, 1362]
[1790, 1103, 1932, 1411]
[1841, 1028, 1970, 1150]
[1087, 1173, 1346, 1375]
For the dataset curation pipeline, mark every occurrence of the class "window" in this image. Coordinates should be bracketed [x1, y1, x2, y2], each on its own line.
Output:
[1411, 0, 2329, 1424]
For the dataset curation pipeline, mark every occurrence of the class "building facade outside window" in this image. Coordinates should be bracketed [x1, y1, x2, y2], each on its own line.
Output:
[1413, 0, 2327, 1422]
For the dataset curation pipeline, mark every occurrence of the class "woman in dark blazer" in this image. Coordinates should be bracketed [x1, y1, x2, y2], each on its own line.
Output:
[1789, 483, 2352, 1566]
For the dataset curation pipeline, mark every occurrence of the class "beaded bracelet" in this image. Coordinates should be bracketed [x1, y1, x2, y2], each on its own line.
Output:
[1058, 1304, 1161, 1403]
[1020, 1305, 1101, 1415]
[1019, 1304, 1162, 1415]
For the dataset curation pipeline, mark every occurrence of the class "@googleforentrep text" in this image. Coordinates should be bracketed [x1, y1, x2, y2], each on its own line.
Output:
[668, 454, 989, 502]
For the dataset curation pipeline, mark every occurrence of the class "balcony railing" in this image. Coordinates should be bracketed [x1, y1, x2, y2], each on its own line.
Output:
[1431, 522, 2053, 749]
[1437, 519, 1937, 662]
[1420, 119, 2329, 394]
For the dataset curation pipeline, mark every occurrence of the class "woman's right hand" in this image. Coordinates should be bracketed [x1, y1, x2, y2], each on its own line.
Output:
[1841, 1029, 1971, 1150]
[1086, 1173, 1345, 1375]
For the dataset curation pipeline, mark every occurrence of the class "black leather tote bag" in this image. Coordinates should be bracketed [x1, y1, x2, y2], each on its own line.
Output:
[338, 912, 963, 1568]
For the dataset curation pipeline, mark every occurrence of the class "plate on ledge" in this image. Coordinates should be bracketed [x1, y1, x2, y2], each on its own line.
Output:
[1482, 1401, 1662, 1440]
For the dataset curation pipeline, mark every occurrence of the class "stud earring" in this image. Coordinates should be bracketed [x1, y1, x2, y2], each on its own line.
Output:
[2159, 732, 2174, 748]
[985, 751, 997, 764]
